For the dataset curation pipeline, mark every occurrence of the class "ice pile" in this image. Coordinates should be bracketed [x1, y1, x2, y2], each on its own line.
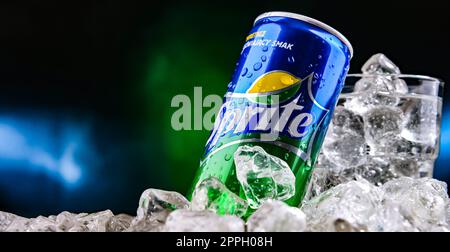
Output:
[1, 176, 449, 232]
[315, 53, 441, 196]
[2, 210, 116, 232]
[302, 177, 450, 232]
[247, 200, 306, 232]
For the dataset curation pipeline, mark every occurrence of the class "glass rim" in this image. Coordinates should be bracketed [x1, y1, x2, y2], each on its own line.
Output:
[347, 73, 444, 87]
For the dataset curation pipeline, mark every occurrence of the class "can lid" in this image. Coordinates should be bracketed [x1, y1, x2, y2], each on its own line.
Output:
[254, 11, 353, 58]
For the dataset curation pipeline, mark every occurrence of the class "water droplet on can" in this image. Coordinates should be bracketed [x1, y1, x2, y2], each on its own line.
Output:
[246, 72, 253, 78]
[262, 46, 268, 52]
[253, 62, 262, 71]
[241, 67, 248, 77]
[261, 55, 267, 62]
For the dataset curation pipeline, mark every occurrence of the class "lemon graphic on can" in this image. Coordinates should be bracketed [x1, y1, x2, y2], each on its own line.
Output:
[247, 70, 302, 104]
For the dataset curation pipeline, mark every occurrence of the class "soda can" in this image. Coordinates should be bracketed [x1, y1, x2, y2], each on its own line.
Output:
[189, 11, 352, 214]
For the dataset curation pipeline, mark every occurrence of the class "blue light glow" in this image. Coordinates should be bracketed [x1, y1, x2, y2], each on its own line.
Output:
[435, 113, 450, 178]
[0, 114, 98, 187]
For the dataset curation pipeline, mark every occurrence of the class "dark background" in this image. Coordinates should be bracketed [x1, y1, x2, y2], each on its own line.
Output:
[0, 0, 449, 217]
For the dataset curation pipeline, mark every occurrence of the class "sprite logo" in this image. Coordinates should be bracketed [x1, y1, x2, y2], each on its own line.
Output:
[204, 71, 330, 161]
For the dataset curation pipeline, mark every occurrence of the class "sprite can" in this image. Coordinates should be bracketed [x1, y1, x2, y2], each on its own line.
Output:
[188, 12, 353, 215]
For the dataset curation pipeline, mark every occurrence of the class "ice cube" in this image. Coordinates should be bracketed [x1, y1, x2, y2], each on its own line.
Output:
[315, 152, 335, 170]
[331, 106, 365, 136]
[381, 198, 418, 232]
[363, 106, 403, 147]
[305, 154, 352, 200]
[78, 210, 114, 232]
[371, 137, 436, 161]
[0, 211, 22, 231]
[234, 145, 296, 209]
[247, 200, 306, 232]
[191, 177, 248, 217]
[381, 177, 449, 231]
[26, 216, 58, 232]
[354, 75, 404, 94]
[322, 132, 368, 168]
[361, 53, 401, 74]
[163, 209, 245, 232]
[417, 159, 435, 178]
[343, 54, 407, 114]
[389, 157, 419, 178]
[4, 215, 61, 232]
[343, 89, 400, 114]
[306, 166, 371, 201]
[355, 157, 396, 186]
[126, 219, 162, 232]
[391, 78, 409, 94]
[311, 156, 397, 194]
[401, 97, 440, 146]
[54, 211, 81, 231]
[301, 179, 383, 232]
[4, 217, 32, 232]
[106, 214, 133, 232]
[67, 223, 89, 232]
[135, 188, 189, 223]
[304, 166, 334, 201]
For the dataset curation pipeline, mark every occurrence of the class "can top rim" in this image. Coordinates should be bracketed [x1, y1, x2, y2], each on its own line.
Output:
[254, 11, 353, 58]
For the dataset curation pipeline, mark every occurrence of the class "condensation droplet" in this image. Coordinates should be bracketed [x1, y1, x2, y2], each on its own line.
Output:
[241, 67, 248, 77]
[253, 62, 262, 71]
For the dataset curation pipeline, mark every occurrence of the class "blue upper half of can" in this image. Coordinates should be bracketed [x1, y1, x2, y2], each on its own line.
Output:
[227, 12, 352, 112]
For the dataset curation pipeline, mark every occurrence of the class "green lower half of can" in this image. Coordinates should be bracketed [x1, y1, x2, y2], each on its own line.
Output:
[187, 141, 316, 219]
